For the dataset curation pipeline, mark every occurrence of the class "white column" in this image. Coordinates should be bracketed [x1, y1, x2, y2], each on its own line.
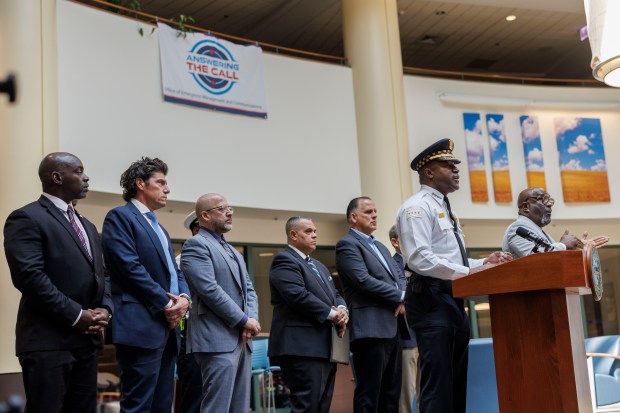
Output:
[342, 0, 413, 244]
[0, 0, 58, 373]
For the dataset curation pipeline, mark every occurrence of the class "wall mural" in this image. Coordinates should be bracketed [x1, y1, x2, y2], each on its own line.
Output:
[486, 114, 512, 202]
[519, 116, 547, 190]
[554, 117, 610, 202]
[463, 112, 489, 202]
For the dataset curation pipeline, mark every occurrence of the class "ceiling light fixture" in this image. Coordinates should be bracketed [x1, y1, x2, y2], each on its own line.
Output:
[585, 0, 620, 87]
[505, 15, 517, 22]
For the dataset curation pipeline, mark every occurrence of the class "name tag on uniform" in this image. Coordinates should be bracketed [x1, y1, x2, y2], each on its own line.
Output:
[406, 208, 422, 219]
[438, 212, 445, 218]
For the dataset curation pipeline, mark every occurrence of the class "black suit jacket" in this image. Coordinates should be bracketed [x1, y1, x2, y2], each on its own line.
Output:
[3, 195, 112, 355]
[335, 230, 405, 342]
[268, 247, 346, 360]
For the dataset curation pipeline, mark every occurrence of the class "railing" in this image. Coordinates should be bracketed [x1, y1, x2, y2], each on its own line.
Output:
[71, 0, 604, 87]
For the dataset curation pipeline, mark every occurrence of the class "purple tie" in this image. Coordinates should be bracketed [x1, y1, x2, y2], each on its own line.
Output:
[67, 206, 92, 261]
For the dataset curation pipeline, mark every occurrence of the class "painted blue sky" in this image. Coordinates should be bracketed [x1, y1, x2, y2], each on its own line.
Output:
[463, 112, 486, 171]
[554, 117, 607, 171]
[519, 116, 545, 172]
[486, 114, 509, 171]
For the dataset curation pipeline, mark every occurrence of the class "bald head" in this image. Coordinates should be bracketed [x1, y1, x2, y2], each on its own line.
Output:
[38, 152, 89, 203]
[517, 187, 553, 227]
[195, 193, 233, 235]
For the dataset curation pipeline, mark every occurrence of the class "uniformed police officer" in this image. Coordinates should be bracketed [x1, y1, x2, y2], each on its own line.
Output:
[395, 138, 511, 413]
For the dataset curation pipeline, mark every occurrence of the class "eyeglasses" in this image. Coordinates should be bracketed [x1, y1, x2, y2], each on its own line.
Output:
[204, 205, 234, 213]
[526, 195, 554, 207]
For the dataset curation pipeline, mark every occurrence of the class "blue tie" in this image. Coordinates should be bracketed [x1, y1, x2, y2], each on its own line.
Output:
[146, 212, 179, 295]
[366, 236, 393, 276]
[306, 257, 325, 284]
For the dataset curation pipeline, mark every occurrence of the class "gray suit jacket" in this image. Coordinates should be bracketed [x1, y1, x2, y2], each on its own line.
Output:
[335, 229, 405, 342]
[180, 228, 258, 353]
[502, 215, 566, 258]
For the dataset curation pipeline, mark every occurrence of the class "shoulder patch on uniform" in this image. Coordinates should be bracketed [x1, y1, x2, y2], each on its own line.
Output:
[406, 207, 423, 219]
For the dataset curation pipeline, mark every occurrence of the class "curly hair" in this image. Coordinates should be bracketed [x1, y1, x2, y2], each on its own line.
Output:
[119, 157, 168, 201]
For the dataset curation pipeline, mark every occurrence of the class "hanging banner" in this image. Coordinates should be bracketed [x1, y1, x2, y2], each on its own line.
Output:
[554, 117, 610, 202]
[485, 114, 512, 203]
[463, 113, 489, 202]
[158, 23, 268, 118]
[519, 116, 547, 189]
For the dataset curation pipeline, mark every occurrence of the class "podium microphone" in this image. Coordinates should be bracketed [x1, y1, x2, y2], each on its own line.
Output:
[516, 226, 551, 252]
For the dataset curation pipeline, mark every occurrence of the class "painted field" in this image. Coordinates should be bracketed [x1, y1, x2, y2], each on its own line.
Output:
[469, 170, 489, 202]
[526, 172, 546, 190]
[492, 170, 512, 203]
[560, 171, 610, 202]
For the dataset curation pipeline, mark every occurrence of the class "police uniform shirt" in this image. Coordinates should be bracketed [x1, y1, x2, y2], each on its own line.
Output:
[396, 185, 484, 280]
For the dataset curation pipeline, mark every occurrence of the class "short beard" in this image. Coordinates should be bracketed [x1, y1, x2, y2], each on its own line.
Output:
[540, 215, 551, 226]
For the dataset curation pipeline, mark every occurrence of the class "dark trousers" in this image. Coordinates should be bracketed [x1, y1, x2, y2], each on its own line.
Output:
[415, 318, 470, 413]
[350, 336, 401, 413]
[279, 355, 337, 413]
[177, 335, 202, 413]
[115, 333, 177, 413]
[19, 347, 98, 413]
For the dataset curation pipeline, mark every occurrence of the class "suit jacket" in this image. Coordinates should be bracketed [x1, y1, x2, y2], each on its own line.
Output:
[502, 214, 565, 258]
[3, 195, 112, 355]
[335, 229, 405, 342]
[180, 228, 258, 353]
[101, 201, 189, 349]
[268, 247, 346, 360]
[394, 252, 417, 348]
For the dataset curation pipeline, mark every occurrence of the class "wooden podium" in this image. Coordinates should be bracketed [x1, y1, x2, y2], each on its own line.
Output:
[453, 250, 594, 413]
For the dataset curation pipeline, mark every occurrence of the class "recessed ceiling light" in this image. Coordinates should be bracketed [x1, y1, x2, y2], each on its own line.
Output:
[506, 15, 517, 21]
[435, 10, 446, 16]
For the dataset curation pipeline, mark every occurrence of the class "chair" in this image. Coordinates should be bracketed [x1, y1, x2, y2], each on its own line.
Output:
[251, 338, 280, 413]
[466, 338, 499, 413]
[585, 335, 620, 412]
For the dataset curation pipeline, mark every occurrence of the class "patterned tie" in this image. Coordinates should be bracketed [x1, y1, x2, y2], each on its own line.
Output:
[67, 206, 92, 261]
[444, 197, 469, 267]
[306, 257, 325, 284]
[146, 212, 179, 295]
[219, 237, 236, 259]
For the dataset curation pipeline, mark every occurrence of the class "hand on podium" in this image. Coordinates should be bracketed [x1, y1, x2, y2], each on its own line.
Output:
[467, 251, 513, 276]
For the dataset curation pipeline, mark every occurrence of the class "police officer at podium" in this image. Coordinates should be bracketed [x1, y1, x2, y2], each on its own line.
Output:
[396, 138, 511, 413]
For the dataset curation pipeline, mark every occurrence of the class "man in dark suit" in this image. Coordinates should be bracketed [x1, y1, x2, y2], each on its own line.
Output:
[268, 216, 349, 413]
[180, 193, 260, 413]
[336, 197, 406, 413]
[102, 157, 190, 413]
[4, 152, 112, 413]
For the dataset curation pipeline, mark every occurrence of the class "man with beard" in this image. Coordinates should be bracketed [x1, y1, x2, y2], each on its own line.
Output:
[502, 187, 608, 258]
[180, 193, 260, 413]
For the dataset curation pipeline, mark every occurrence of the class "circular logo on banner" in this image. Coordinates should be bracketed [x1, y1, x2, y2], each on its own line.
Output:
[187, 40, 239, 95]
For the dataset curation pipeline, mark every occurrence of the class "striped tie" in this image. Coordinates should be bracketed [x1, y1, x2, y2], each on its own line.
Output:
[67, 206, 92, 261]
[306, 257, 325, 284]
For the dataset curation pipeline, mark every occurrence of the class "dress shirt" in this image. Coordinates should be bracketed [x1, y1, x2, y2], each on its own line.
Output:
[502, 214, 566, 258]
[287, 244, 345, 320]
[396, 185, 484, 281]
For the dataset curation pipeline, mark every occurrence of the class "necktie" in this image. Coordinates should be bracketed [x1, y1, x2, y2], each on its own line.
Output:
[444, 197, 469, 267]
[67, 206, 92, 261]
[366, 237, 393, 276]
[219, 237, 236, 260]
[306, 257, 325, 284]
[146, 212, 179, 295]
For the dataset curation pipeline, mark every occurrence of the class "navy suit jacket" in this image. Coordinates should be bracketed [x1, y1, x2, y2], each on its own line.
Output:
[268, 247, 346, 360]
[102, 202, 189, 349]
[4, 196, 112, 355]
[335, 230, 405, 342]
[393, 252, 417, 348]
